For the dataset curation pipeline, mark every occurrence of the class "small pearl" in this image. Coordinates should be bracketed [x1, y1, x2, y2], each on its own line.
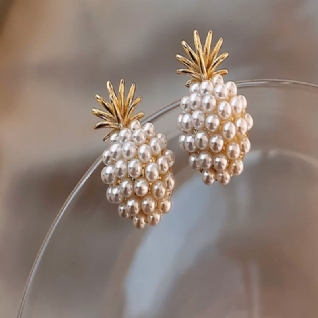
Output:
[145, 162, 159, 182]
[177, 114, 183, 131]
[214, 84, 228, 100]
[184, 135, 197, 152]
[205, 114, 220, 132]
[120, 179, 134, 197]
[147, 213, 161, 226]
[122, 141, 137, 160]
[165, 149, 175, 167]
[245, 113, 253, 130]
[195, 131, 209, 150]
[202, 169, 215, 185]
[226, 142, 240, 160]
[141, 195, 156, 214]
[214, 155, 228, 172]
[102, 149, 112, 165]
[217, 171, 231, 185]
[152, 180, 166, 199]
[133, 215, 146, 229]
[191, 110, 205, 130]
[158, 197, 172, 214]
[111, 186, 123, 204]
[163, 172, 175, 191]
[143, 122, 155, 139]
[157, 133, 167, 149]
[200, 80, 214, 95]
[202, 94, 216, 114]
[218, 101, 232, 119]
[138, 144, 152, 163]
[110, 132, 118, 144]
[212, 74, 224, 86]
[114, 159, 128, 178]
[129, 120, 141, 131]
[149, 137, 162, 156]
[225, 81, 237, 97]
[229, 159, 244, 176]
[181, 113, 193, 131]
[236, 118, 248, 136]
[199, 151, 213, 170]
[157, 156, 169, 174]
[118, 128, 132, 143]
[128, 159, 142, 178]
[179, 134, 186, 150]
[238, 95, 247, 109]
[240, 137, 251, 154]
[106, 187, 112, 202]
[230, 96, 243, 116]
[189, 82, 200, 93]
[134, 178, 149, 197]
[222, 122, 236, 140]
[189, 153, 200, 170]
[101, 165, 116, 184]
[109, 143, 122, 160]
[209, 134, 224, 153]
[118, 203, 129, 219]
[132, 129, 146, 145]
[126, 198, 141, 216]
[189, 93, 202, 110]
[180, 96, 191, 113]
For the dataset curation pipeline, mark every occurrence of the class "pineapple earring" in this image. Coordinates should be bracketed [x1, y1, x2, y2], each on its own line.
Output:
[176, 30, 253, 185]
[92, 80, 175, 229]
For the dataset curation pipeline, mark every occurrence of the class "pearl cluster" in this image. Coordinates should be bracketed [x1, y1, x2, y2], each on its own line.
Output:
[177, 75, 253, 185]
[101, 120, 175, 228]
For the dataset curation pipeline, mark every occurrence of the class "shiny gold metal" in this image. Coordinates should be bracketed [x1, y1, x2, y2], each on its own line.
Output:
[92, 79, 144, 141]
[176, 30, 229, 87]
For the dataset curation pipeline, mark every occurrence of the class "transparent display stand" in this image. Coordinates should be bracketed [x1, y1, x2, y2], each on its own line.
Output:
[18, 80, 318, 318]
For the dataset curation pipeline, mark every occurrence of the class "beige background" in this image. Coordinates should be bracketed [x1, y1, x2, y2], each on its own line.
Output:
[1, 0, 318, 317]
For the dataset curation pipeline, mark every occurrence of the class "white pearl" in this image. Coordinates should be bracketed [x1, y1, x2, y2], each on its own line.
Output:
[120, 179, 134, 197]
[245, 113, 253, 130]
[189, 93, 202, 110]
[226, 142, 240, 160]
[238, 95, 247, 109]
[102, 149, 112, 165]
[141, 195, 156, 214]
[126, 198, 141, 216]
[118, 203, 129, 219]
[111, 186, 123, 204]
[177, 114, 183, 131]
[122, 141, 137, 160]
[118, 128, 132, 143]
[145, 162, 159, 182]
[222, 122, 236, 140]
[132, 129, 146, 145]
[199, 151, 213, 170]
[202, 94, 216, 114]
[240, 137, 251, 154]
[109, 143, 122, 160]
[133, 215, 146, 229]
[143, 122, 155, 139]
[230, 96, 243, 116]
[138, 144, 152, 163]
[101, 165, 116, 184]
[129, 120, 141, 131]
[163, 172, 175, 191]
[195, 131, 209, 150]
[209, 134, 224, 153]
[217, 171, 231, 185]
[106, 187, 112, 202]
[110, 132, 118, 144]
[218, 101, 232, 119]
[158, 197, 172, 214]
[191, 110, 205, 130]
[212, 74, 224, 86]
[179, 134, 186, 150]
[128, 159, 142, 178]
[152, 180, 166, 199]
[157, 156, 169, 174]
[165, 149, 175, 167]
[236, 118, 248, 136]
[147, 213, 161, 226]
[157, 133, 167, 149]
[200, 80, 214, 95]
[229, 159, 244, 176]
[214, 84, 228, 100]
[181, 113, 193, 131]
[213, 154, 228, 172]
[189, 153, 200, 170]
[180, 96, 191, 113]
[189, 82, 200, 94]
[149, 137, 162, 156]
[134, 178, 149, 197]
[184, 135, 197, 152]
[114, 159, 128, 178]
[205, 114, 220, 132]
[202, 169, 215, 185]
[225, 81, 237, 97]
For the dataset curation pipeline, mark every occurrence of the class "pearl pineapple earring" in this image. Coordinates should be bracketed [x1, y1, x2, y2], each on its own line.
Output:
[92, 79, 175, 229]
[176, 30, 253, 185]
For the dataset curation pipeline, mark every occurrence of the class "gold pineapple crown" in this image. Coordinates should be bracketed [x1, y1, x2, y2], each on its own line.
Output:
[176, 30, 229, 87]
[92, 79, 144, 141]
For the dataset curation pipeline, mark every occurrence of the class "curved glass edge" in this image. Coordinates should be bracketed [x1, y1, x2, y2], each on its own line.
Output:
[16, 78, 318, 317]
